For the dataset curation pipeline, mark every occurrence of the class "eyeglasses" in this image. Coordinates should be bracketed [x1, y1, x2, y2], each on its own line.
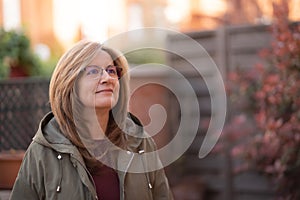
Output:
[82, 65, 122, 80]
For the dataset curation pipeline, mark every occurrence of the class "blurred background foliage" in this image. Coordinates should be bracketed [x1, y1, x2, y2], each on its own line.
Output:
[125, 48, 166, 65]
[0, 28, 41, 77]
[0, 28, 57, 78]
[222, 2, 300, 199]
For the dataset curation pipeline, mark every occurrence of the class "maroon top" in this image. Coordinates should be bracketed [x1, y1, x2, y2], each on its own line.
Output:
[91, 164, 120, 200]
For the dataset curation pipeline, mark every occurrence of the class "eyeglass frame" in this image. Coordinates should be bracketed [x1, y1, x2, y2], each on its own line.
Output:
[81, 64, 123, 80]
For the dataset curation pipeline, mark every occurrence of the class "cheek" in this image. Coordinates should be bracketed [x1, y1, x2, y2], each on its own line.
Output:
[77, 79, 96, 104]
[113, 83, 120, 101]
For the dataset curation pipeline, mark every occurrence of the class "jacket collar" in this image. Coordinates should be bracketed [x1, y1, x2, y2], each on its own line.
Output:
[35, 111, 146, 147]
[33, 112, 146, 162]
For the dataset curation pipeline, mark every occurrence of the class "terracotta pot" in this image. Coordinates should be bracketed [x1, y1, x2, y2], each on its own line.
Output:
[9, 66, 29, 78]
[0, 151, 25, 189]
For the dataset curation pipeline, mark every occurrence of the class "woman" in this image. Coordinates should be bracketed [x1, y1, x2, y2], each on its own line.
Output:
[10, 40, 173, 200]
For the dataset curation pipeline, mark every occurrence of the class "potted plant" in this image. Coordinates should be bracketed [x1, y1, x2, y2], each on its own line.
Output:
[0, 28, 41, 189]
[0, 28, 41, 78]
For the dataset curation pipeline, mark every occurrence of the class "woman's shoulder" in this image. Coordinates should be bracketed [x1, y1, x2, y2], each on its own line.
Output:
[23, 141, 59, 163]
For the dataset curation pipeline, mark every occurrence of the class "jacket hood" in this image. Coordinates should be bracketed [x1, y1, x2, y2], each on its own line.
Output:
[33, 112, 73, 153]
[33, 112, 146, 153]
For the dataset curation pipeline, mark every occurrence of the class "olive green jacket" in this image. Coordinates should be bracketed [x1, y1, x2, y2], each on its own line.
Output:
[10, 112, 173, 200]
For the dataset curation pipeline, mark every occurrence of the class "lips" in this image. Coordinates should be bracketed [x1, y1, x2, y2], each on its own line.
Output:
[95, 89, 113, 94]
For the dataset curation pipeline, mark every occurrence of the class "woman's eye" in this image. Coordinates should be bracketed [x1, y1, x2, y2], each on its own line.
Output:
[107, 68, 117, 75]
[87, 68, 99, 75]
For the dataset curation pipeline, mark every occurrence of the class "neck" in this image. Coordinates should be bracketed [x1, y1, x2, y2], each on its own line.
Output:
[84, 108, 110, 140]
[96, 109, 110, 136]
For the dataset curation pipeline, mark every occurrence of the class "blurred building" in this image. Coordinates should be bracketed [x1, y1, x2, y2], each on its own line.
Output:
[0, 0, 300, 53]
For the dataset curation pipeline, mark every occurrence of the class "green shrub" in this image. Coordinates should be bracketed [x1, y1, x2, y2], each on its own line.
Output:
[0, 28, 41, 78]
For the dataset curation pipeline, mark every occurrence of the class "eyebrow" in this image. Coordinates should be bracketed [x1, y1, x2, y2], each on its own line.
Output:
[86, 63, 115, 68]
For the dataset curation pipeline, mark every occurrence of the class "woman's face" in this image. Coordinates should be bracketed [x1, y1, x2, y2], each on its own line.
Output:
[77, 50, 120, 111]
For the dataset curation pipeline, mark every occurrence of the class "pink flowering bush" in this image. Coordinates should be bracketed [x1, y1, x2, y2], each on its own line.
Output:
[224, 2, 300, 199]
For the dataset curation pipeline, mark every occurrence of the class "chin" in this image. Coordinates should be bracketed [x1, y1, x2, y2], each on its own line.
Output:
[94, 103, 112, 109]
[94, 96, 118, 109]
[94, 101, 117, 110]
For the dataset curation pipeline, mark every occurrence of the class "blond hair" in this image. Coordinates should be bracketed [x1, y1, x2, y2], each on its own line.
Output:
[49, 40, 130, 167]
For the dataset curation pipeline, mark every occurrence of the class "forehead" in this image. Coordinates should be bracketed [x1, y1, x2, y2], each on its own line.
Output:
[89, 50, 113, 65]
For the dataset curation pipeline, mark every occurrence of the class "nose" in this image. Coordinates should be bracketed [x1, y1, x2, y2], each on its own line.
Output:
[100, 70, 111, 84]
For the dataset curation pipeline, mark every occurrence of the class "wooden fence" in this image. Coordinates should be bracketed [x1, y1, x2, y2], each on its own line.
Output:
[165, 24, 275, 200]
